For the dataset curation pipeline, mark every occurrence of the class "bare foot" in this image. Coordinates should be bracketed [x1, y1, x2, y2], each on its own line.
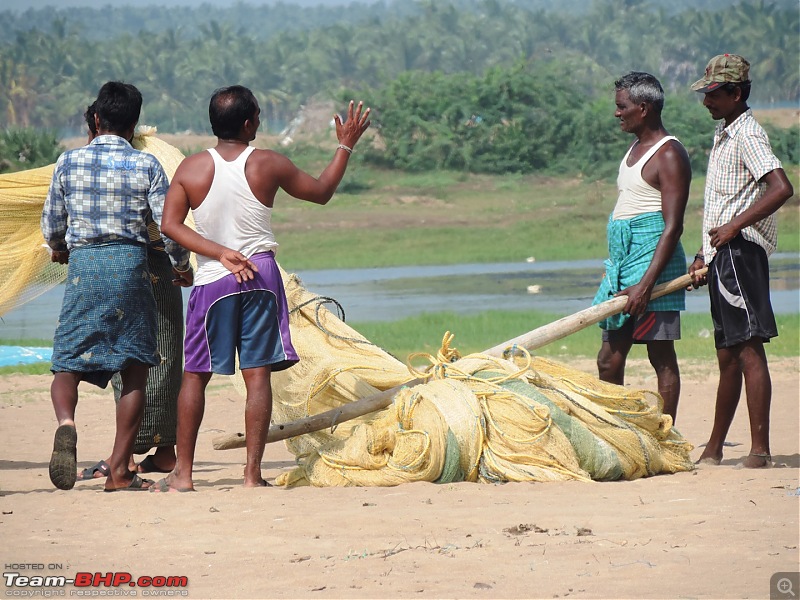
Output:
[137, 453, 175, 474]
[696, 449, 722, 466]
[243, 478, 272, 488]
[738, 453, 772, 469]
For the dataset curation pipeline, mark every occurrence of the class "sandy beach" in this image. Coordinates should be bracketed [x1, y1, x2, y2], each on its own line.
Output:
[1, 356, 798, 600]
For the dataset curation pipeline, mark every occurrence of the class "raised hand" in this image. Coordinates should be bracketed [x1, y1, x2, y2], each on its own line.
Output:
[334, 100, 371, 151]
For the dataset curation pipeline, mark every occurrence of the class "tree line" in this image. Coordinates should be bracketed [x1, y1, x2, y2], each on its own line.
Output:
[358, 60, 798, 176]
[0, 0, 796, 176]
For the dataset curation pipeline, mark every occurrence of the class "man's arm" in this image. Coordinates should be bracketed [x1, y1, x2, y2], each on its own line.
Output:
[147, 162, 192, 272]
[619, 141, 692, 316]
[41, 160, 69, 256]
[708, 168, 794, 249]
[275, 100, 371, 204]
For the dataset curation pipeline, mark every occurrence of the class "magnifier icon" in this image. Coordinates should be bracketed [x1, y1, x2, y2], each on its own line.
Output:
[778, 578, 796, 597]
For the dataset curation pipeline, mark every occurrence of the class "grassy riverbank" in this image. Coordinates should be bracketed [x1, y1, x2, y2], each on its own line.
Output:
[2, 312, 797, 376]
[352, 311, 800, 363]
[271, 151, 799, 271]
[3, 146, 797, 373]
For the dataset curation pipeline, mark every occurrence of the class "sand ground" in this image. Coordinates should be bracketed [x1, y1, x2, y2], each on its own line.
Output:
[1, 357, 798, 600]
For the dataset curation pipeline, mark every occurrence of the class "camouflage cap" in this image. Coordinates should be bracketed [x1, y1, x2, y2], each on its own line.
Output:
[691, 54, 750, 93]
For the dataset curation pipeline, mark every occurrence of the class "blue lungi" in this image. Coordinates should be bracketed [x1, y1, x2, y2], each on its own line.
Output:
[50, 241, 159, 388]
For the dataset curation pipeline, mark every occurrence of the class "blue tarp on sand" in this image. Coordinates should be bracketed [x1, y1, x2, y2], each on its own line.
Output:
[0, 346, 52, 367]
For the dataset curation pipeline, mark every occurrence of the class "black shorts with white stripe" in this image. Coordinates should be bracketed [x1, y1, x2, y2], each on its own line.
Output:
[708, 234, 777, 349]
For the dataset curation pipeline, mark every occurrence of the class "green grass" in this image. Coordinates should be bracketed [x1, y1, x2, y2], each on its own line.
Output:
[271, 167, 799, 271]
[351, 311, 800, 362]
[2, 313, 795, 375]
[1, 163, 796, 371]
[0, 363, 52, 376]
[0, 338, 53, 347]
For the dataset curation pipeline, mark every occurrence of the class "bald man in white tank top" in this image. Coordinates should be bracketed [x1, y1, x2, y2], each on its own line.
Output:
[593, 72, 692, 424]
[159, 86, 370, 491]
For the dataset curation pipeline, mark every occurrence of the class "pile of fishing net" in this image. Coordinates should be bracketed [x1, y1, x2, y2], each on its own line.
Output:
[232, 268, 694, 488]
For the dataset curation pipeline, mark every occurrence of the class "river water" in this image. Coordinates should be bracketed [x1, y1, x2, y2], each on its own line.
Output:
[1, 255, 798, 342]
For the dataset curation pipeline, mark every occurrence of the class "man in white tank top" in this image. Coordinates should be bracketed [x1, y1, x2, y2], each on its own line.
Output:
[158, 86, 371, 491]
[593, 72, 692, 424]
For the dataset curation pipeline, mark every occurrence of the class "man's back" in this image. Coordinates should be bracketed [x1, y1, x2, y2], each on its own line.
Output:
[190, 146, 277, 286]
[43, 135, 168, 251]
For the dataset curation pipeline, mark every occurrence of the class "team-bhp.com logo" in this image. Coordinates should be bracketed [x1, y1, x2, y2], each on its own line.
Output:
[4, 570, 189, 597]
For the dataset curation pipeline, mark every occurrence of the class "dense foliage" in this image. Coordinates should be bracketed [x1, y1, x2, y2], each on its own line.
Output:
[0, 0, 796, 175]
[0, 128, 62, 172]
[361, 61, 798, 175]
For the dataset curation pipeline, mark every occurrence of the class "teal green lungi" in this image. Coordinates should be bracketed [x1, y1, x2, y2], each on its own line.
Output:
[593, 212, 686, 331]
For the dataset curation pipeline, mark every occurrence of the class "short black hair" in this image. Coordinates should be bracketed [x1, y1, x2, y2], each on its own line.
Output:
[94, 81, 142, 133]
[84, 102, 97, 137]
[209, 85, 259, 139]
[720, 81, 752, 103]
[614, 72, 664, 113]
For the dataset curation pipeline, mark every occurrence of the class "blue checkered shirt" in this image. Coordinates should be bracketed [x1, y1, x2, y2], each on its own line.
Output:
[41, 135, 190, 270]
[702, 109, 782, 262]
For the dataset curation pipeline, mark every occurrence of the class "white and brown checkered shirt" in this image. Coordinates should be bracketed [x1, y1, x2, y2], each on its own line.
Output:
[702, 109, 782, 261]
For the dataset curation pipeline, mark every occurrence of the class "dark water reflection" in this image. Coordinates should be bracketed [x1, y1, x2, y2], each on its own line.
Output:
[2, 255, 798, 339]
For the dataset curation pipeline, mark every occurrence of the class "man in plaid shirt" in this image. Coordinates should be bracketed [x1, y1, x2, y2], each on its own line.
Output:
[688, 54, 794, 469]
[41, 81, 191, 491]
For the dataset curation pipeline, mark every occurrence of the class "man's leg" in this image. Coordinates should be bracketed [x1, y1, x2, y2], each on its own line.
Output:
[597, 335, 633, 386]
[646, 340, 680, 424]
[49, 372, 82, 489]
[697, 346, 742, 464]
[156, 371, 212, 492]
[241, 366, 273, 488]
[738, 339, 772, 468]
[51, 372, 81, 425]
[136, 446, 176, 473]
[105, 362, 150, 490]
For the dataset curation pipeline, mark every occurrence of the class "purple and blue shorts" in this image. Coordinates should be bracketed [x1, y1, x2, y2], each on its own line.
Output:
[183, 252, 299, 374]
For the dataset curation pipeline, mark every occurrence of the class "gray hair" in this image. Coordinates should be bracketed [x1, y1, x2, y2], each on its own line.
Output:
[614, 72, 664, 112]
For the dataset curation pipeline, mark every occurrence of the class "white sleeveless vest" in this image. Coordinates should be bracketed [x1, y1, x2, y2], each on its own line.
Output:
[612, 136, 678, 220]
[192, 146, 277, 285]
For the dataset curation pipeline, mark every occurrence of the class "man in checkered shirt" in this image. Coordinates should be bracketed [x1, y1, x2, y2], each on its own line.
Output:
[41, 81, 191, 491]
[688, 54, 794, 469]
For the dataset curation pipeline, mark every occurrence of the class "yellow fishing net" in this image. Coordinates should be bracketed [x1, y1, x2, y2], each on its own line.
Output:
[1, 133, 694, 487]
[231, 269, 694, 488]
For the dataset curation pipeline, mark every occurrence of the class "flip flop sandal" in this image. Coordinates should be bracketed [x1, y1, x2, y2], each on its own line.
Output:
[49, 424, 78, 490]
[104, 474, 155, 492]
[149, 478, 195, 493]
[76, 460, 111, 481]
